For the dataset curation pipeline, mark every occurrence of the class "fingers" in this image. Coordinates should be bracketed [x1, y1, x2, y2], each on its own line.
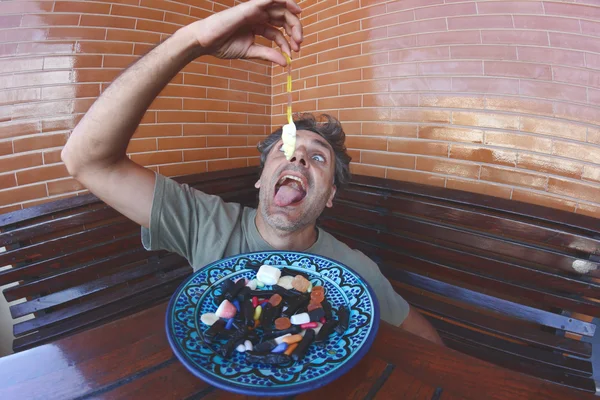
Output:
[245, 43, 288, 66]
[255, 24, 292, 58]
[267, 7, 303, 51]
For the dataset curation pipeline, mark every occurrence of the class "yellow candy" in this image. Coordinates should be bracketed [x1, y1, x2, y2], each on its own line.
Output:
[254, 305, 262, 321]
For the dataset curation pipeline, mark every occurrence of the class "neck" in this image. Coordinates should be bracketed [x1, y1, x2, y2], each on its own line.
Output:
[255, 211, 318, 251]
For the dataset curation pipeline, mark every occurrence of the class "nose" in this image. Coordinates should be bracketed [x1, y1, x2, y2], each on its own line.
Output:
[289, 145, 307, 167]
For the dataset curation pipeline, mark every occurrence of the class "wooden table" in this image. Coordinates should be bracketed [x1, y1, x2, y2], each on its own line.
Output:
[0, 302, 588, 400]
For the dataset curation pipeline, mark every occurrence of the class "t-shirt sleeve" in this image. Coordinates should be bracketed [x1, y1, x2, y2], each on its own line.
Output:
[141, 173, 241, 266]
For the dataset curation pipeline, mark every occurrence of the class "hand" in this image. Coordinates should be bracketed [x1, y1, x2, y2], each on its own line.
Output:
[185, 0, 303, 67]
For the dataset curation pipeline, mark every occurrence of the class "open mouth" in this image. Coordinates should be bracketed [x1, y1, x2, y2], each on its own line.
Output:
[274, 174, 307, 207]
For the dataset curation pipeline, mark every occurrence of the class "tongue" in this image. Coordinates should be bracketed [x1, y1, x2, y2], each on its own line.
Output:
[274, 185, 305, 207]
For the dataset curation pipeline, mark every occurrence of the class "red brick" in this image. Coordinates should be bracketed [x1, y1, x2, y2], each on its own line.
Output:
[553, 66, 600, 89]
[17, 42, 73, 56]
[390, 77, 451, 92]
[300, 60, 338, 79]
[362, 9, 413, 30]
[387, 18, 446, 38]
[390, 47, 449, 63]
[350, 163, 386, 178]
[454, 112, 520, 131]
[339, 4, 386, 24]
[48, 27, 106, 41]
[451, 45, 517, 61]
[44, 55, 103, 69]
[140, 0, 189, 14]
[54, 1, 110, 14]
[136, 19, 179, 35]
[554, 103, 600, 125]
[0, 184, 47, 206]
[185, 124, 228, 136]
[340, 80, 387, 95]
[363, 94, 418, 108]
[581, 20, 600, 38]
[387, 0, 443, 12]
[544, 2, 600, 19]
[126, 138, 157, 153]
[386, 168, 446, 188]
[111, 4, 164, 20]
[452, 77, 519, 95]
[391, 109, 450, 124]
[512, 189, 577, 213]
[230, 80, 269, 95]
[418, 31, 480, 47]
[577, 203, 600, 219]
[446, 178, 512, 199]
[184, 74, 228, 89]
[229, 102, 266, 115]
[339, 53, 388, 71]
[0, 28, 47, 43]
[448, 15, 513, 30]
[208, 158, 248, 172]
[21, 13, 79, 27]
[415, 2, 477, 19]
[583, 165, 600, 184]
[417, 157, 480, 179]
[450, 144, 517, 167]
[318, 69, 361, 86]
[548, 177, 600, 204]
[520, 117, 587, 141]
[550, 33, 600, 54]
[420, 126, 483, 144]
[363, 63, 418, 79]
[320, 95, 362, 109]
[388, 139, 448, 157]
[345, 136, 387, 151]
[419, 94, 485, 109]
[588, 127, 600, 145]
[481, 165, 547, 190]
[76, 41, 134, 55]
[517, 153, 583, 179]
[17, 164, 69, 185]
[0, 141, 12, 157]
[0, 173, 16, 190]
[157, 137, 205, 151]
[485, 131, 552, 153]
[106, 28, 161, 44]
[517, 46, 585, 68]
[478, 1, 544, 14]
[0, 1, 53, 14]
[553, 141, 600, 164]
[362, 123, 418, 138]
[484, 61, 551, 80]
[80, 14, 136, 29]
[519, 80, 587, 103]
[482, 30, 548, 46]
[184, 148, 227, 161]
[418, 61, 483, 76]
[485, 97, 553, 116]
[361, 151, 415, 169]
[0, 88, 40, 107]
[14, 132, 68, 153]
[362, 35, 416, 53]
[513, 15, 580, 33]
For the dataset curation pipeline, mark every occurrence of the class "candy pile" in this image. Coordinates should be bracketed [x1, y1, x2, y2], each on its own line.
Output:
[200, 264, 349, 365]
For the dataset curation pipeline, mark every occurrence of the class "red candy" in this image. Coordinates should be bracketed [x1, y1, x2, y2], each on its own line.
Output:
[252, 296, 258, 308]
[300, 322, 318, 329]
[320, 317, 326, 324]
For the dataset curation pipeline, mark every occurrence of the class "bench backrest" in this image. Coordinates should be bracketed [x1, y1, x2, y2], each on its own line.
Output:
[322, 175, 600, 395]
[0, 167, 259, 352]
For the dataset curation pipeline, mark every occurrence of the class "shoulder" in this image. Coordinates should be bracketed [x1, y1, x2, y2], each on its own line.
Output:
[316, 229, 380, 277]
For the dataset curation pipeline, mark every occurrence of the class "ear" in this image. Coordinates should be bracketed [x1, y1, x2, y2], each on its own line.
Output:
[326, 184, 337, 208]
[254, 179, 261, 189]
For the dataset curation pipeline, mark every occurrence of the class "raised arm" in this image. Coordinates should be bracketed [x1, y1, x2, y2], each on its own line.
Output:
[61, 0, 303, 228]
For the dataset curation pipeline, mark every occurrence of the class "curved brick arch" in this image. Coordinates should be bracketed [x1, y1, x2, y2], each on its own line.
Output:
[272, 0, 600, 218]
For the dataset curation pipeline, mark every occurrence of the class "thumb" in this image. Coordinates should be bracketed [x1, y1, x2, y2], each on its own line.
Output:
[245, 44, 287, 67]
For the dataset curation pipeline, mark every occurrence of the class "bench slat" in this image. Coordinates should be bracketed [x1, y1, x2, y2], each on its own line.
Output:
[12, 278, 184, 352]
[392, 268, 595, 336]
[338, 188, 600, 257]
[0, 234, 141, 287]
[10, 253, 186, 319]
[13, 262, 189, 336]
[397, 286, 592, 358]
[441, 334, 596, 393]
[323, 219, 600, 316]
[3, 247, 158, 302]
[427, 315, 592, 377]
[350, 175, 600, 236]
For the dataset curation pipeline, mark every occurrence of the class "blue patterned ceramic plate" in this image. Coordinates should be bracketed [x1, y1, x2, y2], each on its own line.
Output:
[165, 251, 380, 397]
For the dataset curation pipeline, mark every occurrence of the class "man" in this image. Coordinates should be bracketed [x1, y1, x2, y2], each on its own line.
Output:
[61, 0, 443, 345]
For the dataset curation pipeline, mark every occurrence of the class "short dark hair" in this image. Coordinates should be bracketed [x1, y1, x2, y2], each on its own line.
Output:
[256, 113, 352, 187]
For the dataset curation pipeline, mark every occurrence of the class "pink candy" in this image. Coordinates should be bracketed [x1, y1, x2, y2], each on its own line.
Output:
[300, 322, 318, 329]
[215, 299, 237, 319]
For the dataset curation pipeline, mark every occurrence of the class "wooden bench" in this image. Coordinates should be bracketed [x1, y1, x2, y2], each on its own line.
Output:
[1, 166, 599, 397]
[321, 174, 600, 396]
[0, 167, 258, 352]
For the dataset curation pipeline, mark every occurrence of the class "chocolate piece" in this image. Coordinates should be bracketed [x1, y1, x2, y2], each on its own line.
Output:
[335, 306, 350, 335]
[253, 339, 278, 353]
[282, 293, 310, 318]
[204, 319, 226, 342]
[308, 307, 325, 322]
[245, 352, 292, 365]
[262, 325, 302, 340]
[314, 320, 339, 344]
[291, 328, 315, 361]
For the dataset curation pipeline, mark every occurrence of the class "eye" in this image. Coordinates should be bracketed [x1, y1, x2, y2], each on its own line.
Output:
[312, 154, 325, 163]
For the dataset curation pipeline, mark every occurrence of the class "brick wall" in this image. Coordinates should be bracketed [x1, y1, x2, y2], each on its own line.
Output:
[273, 0, 600, 218]
[0, 0, 270, 213]
[2, 0, 600, 219]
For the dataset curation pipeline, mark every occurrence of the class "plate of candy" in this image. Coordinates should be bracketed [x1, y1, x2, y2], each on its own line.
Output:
[165, 251, 380, 396]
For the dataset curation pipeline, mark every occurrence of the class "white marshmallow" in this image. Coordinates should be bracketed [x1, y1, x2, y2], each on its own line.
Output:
[256, 265, 281, 286]
[244, 340, 253, 352]
[290, 313, 310, 325]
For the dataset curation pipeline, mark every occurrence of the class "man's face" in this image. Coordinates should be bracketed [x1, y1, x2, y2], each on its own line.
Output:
[255, 129, 337, 232]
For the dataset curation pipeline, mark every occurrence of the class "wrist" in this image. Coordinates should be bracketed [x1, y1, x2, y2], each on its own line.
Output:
[175, 24, 208, 61]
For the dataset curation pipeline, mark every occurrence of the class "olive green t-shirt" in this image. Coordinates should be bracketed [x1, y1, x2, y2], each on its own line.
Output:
[141, 173, 410, 326]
